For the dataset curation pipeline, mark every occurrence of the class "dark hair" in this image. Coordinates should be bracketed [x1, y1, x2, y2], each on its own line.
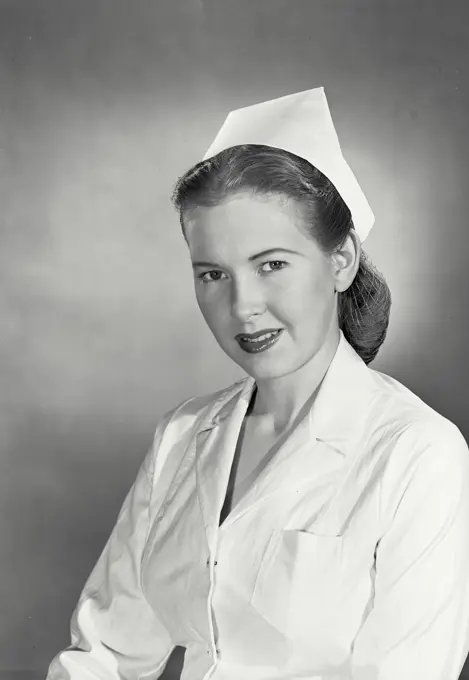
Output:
[172, 144, 391, 365]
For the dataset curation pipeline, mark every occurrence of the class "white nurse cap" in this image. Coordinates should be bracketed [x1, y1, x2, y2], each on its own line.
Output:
[203, 87, 374, 242]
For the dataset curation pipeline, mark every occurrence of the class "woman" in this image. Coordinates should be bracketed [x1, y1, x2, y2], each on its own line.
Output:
[47, 88, 469, 680]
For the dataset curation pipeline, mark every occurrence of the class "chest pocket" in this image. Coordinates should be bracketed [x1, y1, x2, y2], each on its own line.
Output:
[250, 529, 360, 641]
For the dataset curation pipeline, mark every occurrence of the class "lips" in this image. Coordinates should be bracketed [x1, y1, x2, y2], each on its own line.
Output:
[235, 328, 283, 354]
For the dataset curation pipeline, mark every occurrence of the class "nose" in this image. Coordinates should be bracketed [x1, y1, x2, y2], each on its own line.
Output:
[230, 276, 266, 322]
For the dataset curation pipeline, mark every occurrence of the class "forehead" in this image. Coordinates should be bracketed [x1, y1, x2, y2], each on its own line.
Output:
[185, 192, 315, 261]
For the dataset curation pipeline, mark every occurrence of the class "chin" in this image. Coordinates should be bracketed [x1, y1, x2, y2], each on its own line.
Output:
[238, 357, 297, 382]
[221, 340, 301, 381]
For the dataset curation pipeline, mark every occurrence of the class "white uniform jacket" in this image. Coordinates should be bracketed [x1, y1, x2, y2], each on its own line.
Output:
[47, 332, 469, 680]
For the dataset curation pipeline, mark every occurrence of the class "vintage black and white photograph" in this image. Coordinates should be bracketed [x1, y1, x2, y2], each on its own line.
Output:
[2, 1, 469, 679]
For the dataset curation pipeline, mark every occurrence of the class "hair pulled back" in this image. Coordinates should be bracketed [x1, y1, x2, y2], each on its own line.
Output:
[172, 144, 391, 365]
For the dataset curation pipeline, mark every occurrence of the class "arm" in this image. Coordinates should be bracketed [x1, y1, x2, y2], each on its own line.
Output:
[351, 423, 469, 680]
[46, 419, 175, 680]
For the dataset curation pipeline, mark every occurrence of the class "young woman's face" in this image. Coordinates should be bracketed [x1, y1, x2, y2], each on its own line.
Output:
[185, 192, 340, 382]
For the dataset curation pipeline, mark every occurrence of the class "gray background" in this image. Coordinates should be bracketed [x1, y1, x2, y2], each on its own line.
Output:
[1, 1, 469, 678]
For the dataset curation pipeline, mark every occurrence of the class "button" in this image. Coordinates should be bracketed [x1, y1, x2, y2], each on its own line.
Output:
[205, 646, 220, 656]
[214, 560, 218, 566]
[206, 557, 210, 566]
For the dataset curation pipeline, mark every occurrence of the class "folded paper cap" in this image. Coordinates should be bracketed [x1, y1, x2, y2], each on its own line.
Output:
[203, 87, 374, 242]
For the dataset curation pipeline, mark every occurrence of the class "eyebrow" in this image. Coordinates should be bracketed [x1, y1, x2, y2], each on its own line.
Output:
[192, 248, 303, 269]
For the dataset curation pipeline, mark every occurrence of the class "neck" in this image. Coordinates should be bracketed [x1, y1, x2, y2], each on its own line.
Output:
[250, 326, 340, 435]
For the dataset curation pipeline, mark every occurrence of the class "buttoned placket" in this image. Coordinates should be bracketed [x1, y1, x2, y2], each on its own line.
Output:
[197, 388, 256, 672]
[204, 538, 221, 662]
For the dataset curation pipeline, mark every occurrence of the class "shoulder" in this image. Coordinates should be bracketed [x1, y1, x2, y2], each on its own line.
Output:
[153, 376, 250, 442]
[365, 367, 469, 514]
[143, 377, 250, 483]
[368, 366, 466, 447]
[338, 336, 465, 458]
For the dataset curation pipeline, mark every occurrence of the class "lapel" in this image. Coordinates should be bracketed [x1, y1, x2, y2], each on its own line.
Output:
[195, 378, 255, 544]
[195, 332, 377, 541]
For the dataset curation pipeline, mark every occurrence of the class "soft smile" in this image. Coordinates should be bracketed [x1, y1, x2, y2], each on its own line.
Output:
[235, 329, 283, 354]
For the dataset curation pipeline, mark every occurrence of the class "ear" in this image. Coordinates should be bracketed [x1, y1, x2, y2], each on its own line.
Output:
[330, 229, 361, 293]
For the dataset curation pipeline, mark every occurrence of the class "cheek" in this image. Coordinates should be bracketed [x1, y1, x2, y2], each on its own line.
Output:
[195, 288, 228, 331]
[273, 270, 333, 317]
[276, 287, 335, 344]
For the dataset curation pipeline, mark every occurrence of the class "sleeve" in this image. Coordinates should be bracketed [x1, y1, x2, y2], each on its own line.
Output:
[351, 422, 469, 680]
[46, 416, 176, 680]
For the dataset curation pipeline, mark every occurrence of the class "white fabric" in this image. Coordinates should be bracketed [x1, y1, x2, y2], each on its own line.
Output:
[47, 332, 469, 680]
[203, 88, 375, 242]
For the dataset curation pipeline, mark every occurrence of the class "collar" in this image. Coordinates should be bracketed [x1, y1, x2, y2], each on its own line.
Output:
[308, 330, 376, 454]
[206, 330, 376, 456]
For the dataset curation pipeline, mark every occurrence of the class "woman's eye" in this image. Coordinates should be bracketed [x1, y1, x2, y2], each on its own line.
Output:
[260, 260, 288, 273]
[198, 270, 226, 283]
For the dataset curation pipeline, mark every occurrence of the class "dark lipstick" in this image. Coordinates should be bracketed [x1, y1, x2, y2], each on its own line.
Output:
[235, 329, 283, 354]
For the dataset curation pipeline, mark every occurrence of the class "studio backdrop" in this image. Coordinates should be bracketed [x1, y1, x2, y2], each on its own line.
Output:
[1, 1, 469, 678]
